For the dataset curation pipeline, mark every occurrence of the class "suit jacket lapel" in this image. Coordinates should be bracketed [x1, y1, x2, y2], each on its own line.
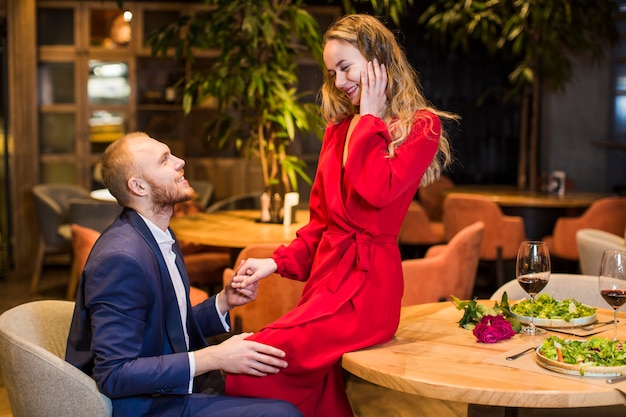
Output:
[171, 236, 191, 297]
[121, 209, 188, 353]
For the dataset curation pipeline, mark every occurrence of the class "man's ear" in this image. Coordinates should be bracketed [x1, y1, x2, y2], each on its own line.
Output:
[128, 177, 148, 197]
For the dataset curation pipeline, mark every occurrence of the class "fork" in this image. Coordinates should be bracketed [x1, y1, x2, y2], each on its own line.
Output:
[505, 346, 537, 361]
[581, 319, 614, 331]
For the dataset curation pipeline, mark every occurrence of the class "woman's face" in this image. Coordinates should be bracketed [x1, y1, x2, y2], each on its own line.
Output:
[323, 39, 368, 106]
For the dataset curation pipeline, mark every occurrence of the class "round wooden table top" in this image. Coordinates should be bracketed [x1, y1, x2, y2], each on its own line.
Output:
[169, 209, 310, 248]
[444, 185, 609, 208]
[342, 301, 626, 410]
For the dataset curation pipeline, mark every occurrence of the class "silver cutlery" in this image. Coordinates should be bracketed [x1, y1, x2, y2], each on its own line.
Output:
[506, 346, 537, 361]
[606, 375, 626, 384]
[581, 319, 615, 331]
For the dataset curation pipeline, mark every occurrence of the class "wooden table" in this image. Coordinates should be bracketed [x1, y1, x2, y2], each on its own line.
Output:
[169, 209, 309, 260]
[342, 301, 626, 417]
[444, 186, 609, 239]
[445, 185, 607, 209]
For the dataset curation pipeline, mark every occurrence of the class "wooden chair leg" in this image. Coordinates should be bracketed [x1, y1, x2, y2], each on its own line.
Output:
[29, 239, 45, 295]
[496, 246, 505, 289]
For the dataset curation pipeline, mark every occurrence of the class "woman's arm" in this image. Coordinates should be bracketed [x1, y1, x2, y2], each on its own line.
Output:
[344, 111, 441, 207]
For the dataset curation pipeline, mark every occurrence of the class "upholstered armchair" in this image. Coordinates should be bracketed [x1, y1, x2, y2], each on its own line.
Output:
[542, 196, 626, 261]
[188, 179, 215, 210]
[490, 273, 608, 308]
[68, 224, 102, 300]
[576, 228, 626, 276]
[443, 193, 527, 288]
[223, 243, 305, 333]
[401, 221, 484, 305]
[417, 175, 454, 222]
[398, 201, 445, 259]
[206, 191, 263, 213]
[68, 198, 123, 233]
[0, 300, 112, 417]
[31, 183, 91, 294]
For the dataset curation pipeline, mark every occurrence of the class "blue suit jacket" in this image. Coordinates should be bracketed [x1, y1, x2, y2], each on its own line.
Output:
[66, 208, 229, 417]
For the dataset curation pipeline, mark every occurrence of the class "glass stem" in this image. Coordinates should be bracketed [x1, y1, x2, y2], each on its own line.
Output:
[530, 295, 535, 329]
[614, 308, 618, 341]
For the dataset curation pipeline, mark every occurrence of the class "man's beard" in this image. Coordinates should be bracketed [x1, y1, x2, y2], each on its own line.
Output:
[148, 179, 194, 211]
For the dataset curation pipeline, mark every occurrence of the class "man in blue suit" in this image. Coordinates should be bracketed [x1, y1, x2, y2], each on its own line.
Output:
[66, 132, 302, 417]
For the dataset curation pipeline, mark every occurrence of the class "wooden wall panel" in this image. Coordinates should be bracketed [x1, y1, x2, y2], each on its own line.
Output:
[7, 0, 38, 280]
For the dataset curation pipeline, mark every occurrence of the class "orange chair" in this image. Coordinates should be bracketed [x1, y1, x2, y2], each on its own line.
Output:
[398, 201, 444, 258]
[223, 243, 306, 333]
[417, 175, 454, 222]
[69, 224, 209, 305]
[401, 221, 484, 305]
[442, 193, 527, 288]
[68, 224, 101, 300]
[542, 196, 626, 261]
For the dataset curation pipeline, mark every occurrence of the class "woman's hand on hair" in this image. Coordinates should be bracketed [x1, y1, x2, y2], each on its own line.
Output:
[359, 58, 388, 117]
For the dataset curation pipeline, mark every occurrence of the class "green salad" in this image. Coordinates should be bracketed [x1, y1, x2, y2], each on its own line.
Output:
[539, 335, 626, 373]
[511, 294, 596, 321]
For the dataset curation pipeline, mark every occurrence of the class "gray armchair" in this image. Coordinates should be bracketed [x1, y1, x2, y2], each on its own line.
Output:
[576, 228, 626, 276]
[0, 300, 112, 417]
[68, 198, 123, 233]
[206, 191, 263, 213]
[188, 180, 215, 210]
[490, 273, 608, 308]
[31, 183, 91, 294]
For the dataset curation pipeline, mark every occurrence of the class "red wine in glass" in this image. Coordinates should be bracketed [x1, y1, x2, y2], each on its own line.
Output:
[518, 273, 549, 296]
[516, 241, 551, 336]
[598, 250, 626, 341]
[600, 289, 626, 308]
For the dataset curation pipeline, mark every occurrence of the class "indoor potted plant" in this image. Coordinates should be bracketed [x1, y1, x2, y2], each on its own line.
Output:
[147, 0, 325, 201]
[146, 0, 414, 220]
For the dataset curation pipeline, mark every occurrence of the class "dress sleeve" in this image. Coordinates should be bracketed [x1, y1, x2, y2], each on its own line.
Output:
[344, 111, 441, 208]
[271, 124, 337, 281]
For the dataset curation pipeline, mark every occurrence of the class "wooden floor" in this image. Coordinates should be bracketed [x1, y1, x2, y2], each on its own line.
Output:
[0, 264, 624, 417]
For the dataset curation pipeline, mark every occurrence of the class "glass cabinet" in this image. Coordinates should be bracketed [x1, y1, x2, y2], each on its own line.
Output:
[37, 1, 135, 187]
[35, 1, 337, 193]
[36, 1, 211, 188]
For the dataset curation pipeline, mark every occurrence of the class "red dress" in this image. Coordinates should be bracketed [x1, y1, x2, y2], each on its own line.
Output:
[225, 112, 441, 417]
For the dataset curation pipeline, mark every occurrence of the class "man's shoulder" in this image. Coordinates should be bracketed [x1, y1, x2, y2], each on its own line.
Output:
[93, 218, 153, 256]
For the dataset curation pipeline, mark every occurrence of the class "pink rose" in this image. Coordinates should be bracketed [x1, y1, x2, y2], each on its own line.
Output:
[472, 315, 516, 344]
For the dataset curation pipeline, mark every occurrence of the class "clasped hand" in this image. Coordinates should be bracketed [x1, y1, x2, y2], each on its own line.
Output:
[231, 257, 277, 290]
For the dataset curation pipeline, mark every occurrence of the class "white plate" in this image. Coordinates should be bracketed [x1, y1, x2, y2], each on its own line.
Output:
[535, 345, 626, 377]
[511, 311, 597, 328]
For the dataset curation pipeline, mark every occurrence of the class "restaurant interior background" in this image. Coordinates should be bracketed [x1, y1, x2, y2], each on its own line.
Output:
[0, 0, 625, 280]
[0, 11, 8, 280]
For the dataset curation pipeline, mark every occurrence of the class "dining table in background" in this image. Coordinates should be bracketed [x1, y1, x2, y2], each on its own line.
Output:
[443, 185, 610, 240]
[169, 209, 310, 262]
[342, 300, 626, 417]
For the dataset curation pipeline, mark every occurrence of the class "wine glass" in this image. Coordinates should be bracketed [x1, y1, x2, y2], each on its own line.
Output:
[598, 250, 626, 341]
[516, 241, 551, 336]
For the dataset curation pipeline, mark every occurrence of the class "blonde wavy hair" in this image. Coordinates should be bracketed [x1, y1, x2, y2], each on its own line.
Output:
[320, 14, 457, 185]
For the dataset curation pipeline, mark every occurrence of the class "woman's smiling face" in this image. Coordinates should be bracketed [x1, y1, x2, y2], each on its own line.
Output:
[323, 39, 368, 105]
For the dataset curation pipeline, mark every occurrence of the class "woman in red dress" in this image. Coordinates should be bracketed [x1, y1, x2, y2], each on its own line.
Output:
[225, 14, 457, 417]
